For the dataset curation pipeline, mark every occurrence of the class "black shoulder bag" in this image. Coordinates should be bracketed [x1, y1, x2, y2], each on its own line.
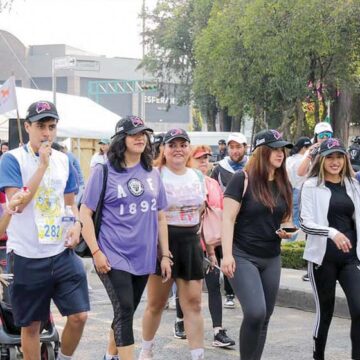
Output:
[75, 163, 108, 258]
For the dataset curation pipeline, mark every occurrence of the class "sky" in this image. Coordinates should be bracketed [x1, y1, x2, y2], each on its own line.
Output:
[0, 0, 158, 58]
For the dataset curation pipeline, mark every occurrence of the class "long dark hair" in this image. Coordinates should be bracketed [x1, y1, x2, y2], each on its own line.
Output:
[107, 132, 153, 172]
[245, 145, 292, 220]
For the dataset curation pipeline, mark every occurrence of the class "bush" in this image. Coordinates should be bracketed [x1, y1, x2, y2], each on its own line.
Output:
[281, 241, 307, 269]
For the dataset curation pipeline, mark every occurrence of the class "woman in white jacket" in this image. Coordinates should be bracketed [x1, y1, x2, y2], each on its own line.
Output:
[300, 138, 360, 360]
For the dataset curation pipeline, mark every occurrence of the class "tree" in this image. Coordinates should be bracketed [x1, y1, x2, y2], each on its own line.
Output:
[140, 0, 219, 130]
[194, 0, 360, 139]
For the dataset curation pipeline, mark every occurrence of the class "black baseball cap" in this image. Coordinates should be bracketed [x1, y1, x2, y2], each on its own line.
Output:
[253, 129, 293, 150]
[218, 139, 226, 145]
[319, 138, 347, 157]
[152, 133, 165, 145]
[112, 115, 153, 138]
[163, 128, 190, 144]
[25, 101, 59, 122]
[294, 136, 312, 149]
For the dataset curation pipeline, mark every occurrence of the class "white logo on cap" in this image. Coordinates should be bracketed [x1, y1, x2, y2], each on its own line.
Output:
[256, 138, 265, 146]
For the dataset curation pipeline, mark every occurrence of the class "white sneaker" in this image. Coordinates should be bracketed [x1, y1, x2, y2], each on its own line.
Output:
[138, 349, 153, 360]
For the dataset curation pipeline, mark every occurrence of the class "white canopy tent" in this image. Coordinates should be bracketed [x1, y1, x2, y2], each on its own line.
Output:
[0, 87, 120, 140]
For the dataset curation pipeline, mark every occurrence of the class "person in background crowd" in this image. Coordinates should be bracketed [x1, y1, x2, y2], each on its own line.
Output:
[222, 129, 293, 360]
[348, 136, 360, 172]
[286, 136, 312, 232]
[139, 128, 206, 360]
[0, 142, 9, 156]
[297, 122, 333, 178]
[0, 100, 88, 360]
[300, 138, 360, 360]
[216, 139, 227, 161]
[192, 145, 235, 348]
[211, 132, 248, 309]
[81, 116, 171, 360]
[297, 122, 333, 281]
[90, 138, 110, 168]
[151, 132, 165, 161]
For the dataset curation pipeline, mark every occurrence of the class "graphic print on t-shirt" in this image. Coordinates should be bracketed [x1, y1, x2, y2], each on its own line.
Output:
[127, 178, 145, 197]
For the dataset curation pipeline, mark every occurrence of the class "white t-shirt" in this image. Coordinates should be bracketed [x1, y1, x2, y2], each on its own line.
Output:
[90, 153, 107, 168]
[161, 166, 206, 226]
[286, 153, 307, 189]
[0, 145, 78, 258]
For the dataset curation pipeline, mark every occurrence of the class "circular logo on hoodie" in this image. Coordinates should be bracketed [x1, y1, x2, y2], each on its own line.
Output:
[127, 178, 144, 197]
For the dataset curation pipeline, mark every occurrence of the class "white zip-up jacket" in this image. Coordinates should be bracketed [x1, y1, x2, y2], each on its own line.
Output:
[300, 176, 360, 265]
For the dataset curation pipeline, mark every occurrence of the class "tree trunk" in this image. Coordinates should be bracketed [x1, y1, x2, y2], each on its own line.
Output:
[231, 113, 242, 132]
[331, 88, 352, 144]
[295, 99, 306, 140]
[206, 107, 216, 131]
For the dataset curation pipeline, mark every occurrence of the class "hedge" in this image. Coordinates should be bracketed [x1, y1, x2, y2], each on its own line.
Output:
[281, 240, 307, 269]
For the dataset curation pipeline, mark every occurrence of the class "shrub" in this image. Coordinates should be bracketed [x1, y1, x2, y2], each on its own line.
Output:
[281, 241, 307, 269]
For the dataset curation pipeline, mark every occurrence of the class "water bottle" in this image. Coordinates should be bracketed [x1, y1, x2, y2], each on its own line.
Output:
[61, 205, 75, 245]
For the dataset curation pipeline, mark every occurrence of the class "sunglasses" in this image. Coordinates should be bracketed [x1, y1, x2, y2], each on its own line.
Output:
[318, 132, 333, 140]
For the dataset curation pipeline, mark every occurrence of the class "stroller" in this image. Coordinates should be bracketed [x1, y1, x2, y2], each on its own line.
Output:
[0, 243, 60, 360]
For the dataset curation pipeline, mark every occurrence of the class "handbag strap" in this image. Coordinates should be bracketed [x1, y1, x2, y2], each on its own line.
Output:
[93, 163, 108, 237]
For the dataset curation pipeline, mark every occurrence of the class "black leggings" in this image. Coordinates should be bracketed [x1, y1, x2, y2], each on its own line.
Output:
[98, 269, 148, 347]
[309, 260, 360, 360]
[230, 247, 281, 360]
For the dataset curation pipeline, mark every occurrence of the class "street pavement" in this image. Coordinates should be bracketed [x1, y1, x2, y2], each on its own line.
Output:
[52, 269, 353, 360]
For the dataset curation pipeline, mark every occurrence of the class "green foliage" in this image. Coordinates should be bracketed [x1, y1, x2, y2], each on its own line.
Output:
[281, 241, 307, 269]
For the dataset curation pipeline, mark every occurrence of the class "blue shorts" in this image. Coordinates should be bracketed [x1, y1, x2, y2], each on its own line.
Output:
[7, 249, 90, 327]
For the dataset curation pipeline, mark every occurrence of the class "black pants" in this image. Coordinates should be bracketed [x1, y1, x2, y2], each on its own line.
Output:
[98, 269, 148, 347]
[309, 260, 360, 360]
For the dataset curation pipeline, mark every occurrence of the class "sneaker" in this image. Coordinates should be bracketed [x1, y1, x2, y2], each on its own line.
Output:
[138, 349, 153, 360]
[224, 294, 235, 309]
[168, 295, 176, 310]
[212, 329, 236, 347]
[102, 356, 119, 360]
[302, 273, 310, 282]
[173, 320, 187, 339]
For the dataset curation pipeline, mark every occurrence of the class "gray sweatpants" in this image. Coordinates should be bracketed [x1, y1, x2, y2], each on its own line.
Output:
[229, 247, 281, 360]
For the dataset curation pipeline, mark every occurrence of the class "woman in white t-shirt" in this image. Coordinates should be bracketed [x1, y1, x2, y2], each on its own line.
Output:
[138, 129, 206, 360]
[286, 136, 312, 228]
[90, 138, 110, 168]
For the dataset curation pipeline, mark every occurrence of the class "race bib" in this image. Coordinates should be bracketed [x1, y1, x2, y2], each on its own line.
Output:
[34, 185, 63, 244]
[37, 216, 62, 244]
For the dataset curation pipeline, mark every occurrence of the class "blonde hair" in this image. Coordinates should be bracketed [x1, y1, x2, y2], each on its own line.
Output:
[309, 153, 353, 185]
[154, 143, 193, 168]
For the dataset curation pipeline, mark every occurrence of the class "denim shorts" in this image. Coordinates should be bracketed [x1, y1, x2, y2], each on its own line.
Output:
[7, 249, 90, 327]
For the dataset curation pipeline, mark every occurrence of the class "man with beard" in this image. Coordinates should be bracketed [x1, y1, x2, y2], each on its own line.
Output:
[211, 133, 248, 308]
[211, 133, 248, 191]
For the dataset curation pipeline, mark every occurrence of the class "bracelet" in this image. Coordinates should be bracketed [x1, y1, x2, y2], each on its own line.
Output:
[74, 219, 83, 230]
[161, 254, 171, 259]
[92, 248, 100, 257]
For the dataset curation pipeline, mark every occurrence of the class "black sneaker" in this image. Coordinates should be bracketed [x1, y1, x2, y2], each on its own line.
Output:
[174, 320, 187, 339]
[302, 273, 310, 282]
[212, 329, 235, 347]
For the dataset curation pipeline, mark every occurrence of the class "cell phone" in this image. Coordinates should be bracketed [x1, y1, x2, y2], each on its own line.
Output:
[203, 257, 221, 271]
[280, 227, 299, 233]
